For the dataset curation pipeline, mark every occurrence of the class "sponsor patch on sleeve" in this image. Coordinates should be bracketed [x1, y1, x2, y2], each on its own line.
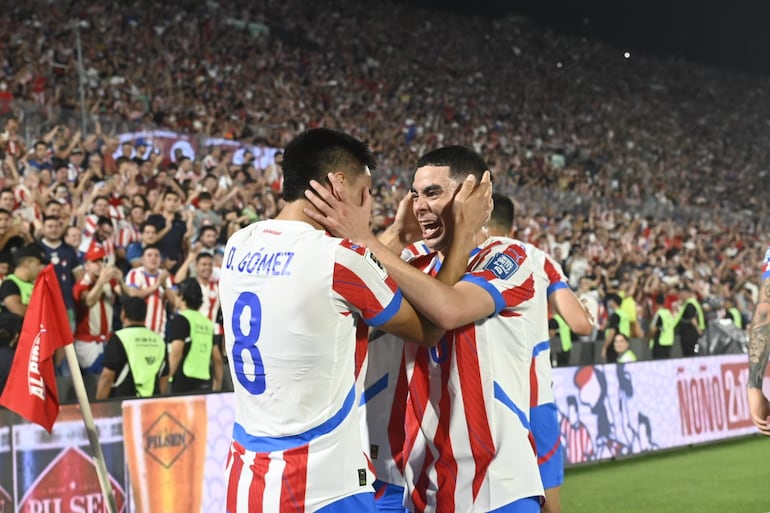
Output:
[484, 252, 519, 280]
[365, 248, 388, 279]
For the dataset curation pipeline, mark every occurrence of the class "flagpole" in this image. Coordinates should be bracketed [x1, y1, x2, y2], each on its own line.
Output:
[64, 345, 119, 513]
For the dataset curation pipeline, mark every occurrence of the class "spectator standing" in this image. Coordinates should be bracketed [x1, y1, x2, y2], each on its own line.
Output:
[95, 296, 169, 399]
[72, 245, 126, 375]
[38, 215, 83, 327]
[125, 245, 177, 335]
[166, 278, 222, 393]
[148, 189, 190, 273]
[0, 243, 46, 317]
[675, 286, 705, 356]
[601, 293, 630, 363]
[648, 294, 675, 359]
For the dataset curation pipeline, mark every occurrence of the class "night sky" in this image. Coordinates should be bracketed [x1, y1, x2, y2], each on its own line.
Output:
[416, 1, 770, 77]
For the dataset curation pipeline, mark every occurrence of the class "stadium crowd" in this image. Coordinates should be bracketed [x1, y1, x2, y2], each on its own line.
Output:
[0, 0, 764, 396]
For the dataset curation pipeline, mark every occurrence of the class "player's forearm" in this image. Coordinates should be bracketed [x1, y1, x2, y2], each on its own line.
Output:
[551, 289, 594, 336]
[364, 237, 469, 331]
[748, 301, 770, 389]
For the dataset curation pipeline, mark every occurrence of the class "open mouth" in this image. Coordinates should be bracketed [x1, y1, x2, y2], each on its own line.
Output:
[420, 220, 442, 239]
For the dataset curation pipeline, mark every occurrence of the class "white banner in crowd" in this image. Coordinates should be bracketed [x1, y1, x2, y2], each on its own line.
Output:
[553, 353, 768, 466]
[112, 130, 280, 168]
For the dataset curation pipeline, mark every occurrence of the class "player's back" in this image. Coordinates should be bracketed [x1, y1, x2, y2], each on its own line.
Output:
[221, 219, 366, 437]
[220, 219, 379, 512]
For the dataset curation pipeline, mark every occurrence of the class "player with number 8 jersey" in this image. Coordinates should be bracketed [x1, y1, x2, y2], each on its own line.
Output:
[220, 222, 398, 513]
[218, 129, 491, 513]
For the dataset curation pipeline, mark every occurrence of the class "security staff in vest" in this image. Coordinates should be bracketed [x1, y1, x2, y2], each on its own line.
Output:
[96, 296, 169, 399]
[0, 243, 46, 317]
[0, 244, 46, 389]
[167, 278, 223, 393]
[601, 293, 630, 363]
[548, 313, 573, 367]
[648, 293, 675, 359]
[675, 286, 705, 357]
[724, 296, 744, 329]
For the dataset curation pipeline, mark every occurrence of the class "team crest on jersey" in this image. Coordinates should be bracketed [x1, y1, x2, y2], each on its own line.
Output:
[365, 249, 388, 279]
[485, 252, 519, 279]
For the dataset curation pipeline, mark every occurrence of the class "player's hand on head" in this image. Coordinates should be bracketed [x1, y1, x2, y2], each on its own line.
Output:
[453, 170, 493, 235]
[393, 194, 421, 245]
[747, 388, 770, 436]
[304, 174, 374, 245]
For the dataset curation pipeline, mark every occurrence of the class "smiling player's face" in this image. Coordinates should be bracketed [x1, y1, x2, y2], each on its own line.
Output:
[411, 165, 460, 254]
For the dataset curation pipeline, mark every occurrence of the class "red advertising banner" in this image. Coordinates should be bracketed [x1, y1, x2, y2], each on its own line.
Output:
[9, 402, 126, 513]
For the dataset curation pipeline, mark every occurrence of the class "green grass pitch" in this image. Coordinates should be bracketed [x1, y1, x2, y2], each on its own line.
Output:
[562, 435, 770, 513]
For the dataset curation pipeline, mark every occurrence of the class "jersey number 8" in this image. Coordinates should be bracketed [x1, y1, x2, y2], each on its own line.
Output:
[231, 291, 266, 394]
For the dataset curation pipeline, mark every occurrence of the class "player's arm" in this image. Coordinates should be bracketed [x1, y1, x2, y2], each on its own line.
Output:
[543, 254, 594, 335]
[550, 288, 593, 336]
[748, 270, 770, 435]
[306, 172, 496, 331]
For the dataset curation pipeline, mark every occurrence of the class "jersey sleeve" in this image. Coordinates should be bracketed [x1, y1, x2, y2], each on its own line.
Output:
[762, 245, 770, 280]
[460, 242, 535, 316]
[331, 240, 403, 328]
[543, 252, 570, 297]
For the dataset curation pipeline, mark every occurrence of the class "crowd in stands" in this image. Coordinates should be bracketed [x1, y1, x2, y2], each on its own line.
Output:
[0, 0, 765, 395]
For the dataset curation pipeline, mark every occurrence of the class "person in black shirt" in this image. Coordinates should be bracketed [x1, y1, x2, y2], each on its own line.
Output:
[95, 296, 169, 399]
[167, 278, 223, 394]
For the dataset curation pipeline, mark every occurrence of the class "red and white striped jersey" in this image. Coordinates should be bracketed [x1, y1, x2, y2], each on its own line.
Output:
[79, 211, 121, 256]
[518, 241, 570, 408]
[72, 274, 117, 342]
[116, 221, 141, 249]
[125, 267, 173, 334]
[359, 332, 408, 488]
[219, 220, 403, 513]
[198, 277, 220, 323]
[402, 237, 544, 513]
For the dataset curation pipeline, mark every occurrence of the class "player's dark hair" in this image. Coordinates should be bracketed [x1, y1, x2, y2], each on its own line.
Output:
[490, 193, 514, 234]
[281, 128, 376, 202]
[122, 296, 148, 322]
[415, 145, 489, 184]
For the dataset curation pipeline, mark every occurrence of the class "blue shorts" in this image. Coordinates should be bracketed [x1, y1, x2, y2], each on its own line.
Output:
[488, 496, 542, 513]
[316, 492, 376, 513]
[530, 403, 565, 489]
[373, 480, 409, 513]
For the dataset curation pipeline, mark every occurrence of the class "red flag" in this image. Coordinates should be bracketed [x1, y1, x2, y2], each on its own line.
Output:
[0, 264, 73, 433]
